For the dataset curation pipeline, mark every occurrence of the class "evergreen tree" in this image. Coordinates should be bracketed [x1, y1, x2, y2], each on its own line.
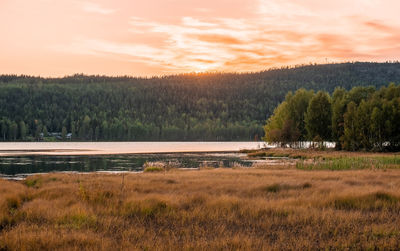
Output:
[61, 126, 67, 140]
[0, 63, 400, 143]
[35, 122, 43, 140]
[19, 121, 27, 140]
[9, 121, 18, 141]
[1, 119, 8, 141]
[71, 123, 76, 140]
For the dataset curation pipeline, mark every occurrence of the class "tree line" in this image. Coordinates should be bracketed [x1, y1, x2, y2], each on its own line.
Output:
[1, 62, 400, 142]
[263, 83, 400, 151]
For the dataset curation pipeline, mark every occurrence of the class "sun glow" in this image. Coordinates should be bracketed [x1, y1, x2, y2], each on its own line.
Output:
[1, 0, 400, 76]
[190, 63, 217, 73]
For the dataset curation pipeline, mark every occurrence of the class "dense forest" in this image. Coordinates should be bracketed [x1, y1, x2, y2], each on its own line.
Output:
[1, 62, 400, 141]
[264, 83, 400, 151]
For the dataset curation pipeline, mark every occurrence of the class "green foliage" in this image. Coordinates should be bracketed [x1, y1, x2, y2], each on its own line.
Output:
[9, 122, 18, 141]
[331, 87, 346, 148]
[265, 82, 400, 151]
[263, 101, 289, 144]
[286, 89, 315, 138]
[263, 89, 314, 147]
[24, 178, 42, 188]
[342, 102, 358, 150]
[61, 126, 67, 140]
[143, 166, 165, 172]
[1, 62, 400, 141]
[305, 91, 332, 140]
[19, 121, 26, 140]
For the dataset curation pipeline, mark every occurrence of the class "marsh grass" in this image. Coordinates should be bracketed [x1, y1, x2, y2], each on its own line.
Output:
[247, 151, 290, 158]
[259, 182, 312, 193]
[331, 192, 399, 211]
[2, 168, 400, 249]
[24, 177, 42, 188]
[143, 161, 166, 172]
[123, 198, 171, 219]
[249, 148, 400, 159]
[143, 166, 164, 172]
[297, 156, 400, 170]
[57, 211, 98, 230]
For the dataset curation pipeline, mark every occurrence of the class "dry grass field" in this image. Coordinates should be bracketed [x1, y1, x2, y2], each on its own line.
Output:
[2, 165, 400, 250]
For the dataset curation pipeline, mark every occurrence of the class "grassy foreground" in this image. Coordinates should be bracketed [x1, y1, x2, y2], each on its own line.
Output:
[2, 168, 400, 250]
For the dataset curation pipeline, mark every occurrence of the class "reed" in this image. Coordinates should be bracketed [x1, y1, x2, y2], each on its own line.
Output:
[2, 168, 400, 250]
[297, 156, 400, 170]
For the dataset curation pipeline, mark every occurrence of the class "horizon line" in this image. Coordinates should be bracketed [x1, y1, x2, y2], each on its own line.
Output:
[1, 60, 400, 79]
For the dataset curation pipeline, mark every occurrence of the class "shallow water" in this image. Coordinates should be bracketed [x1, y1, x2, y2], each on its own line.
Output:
[0, 153, 261, 179]
[0, 142, 268, 179]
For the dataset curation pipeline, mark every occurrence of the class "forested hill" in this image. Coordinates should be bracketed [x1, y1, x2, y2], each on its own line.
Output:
[1, 62, 400, 141]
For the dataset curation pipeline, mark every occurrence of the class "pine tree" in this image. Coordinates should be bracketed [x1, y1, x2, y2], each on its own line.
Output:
[61, 126, 67, 140]
[19, 121, 27, 140]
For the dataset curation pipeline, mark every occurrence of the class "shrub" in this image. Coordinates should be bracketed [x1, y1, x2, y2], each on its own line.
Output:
[24, 177, 42, 188]
[143, 161, 165, 172]
[143, 166, 164, 172]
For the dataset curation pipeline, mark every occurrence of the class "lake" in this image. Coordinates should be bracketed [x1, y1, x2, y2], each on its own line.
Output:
[0, 142, 268, 179]
[0, 141, 266, 156]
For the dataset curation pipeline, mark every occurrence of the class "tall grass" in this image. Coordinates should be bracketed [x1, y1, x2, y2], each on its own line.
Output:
[248, 147, 400, 159]
[2, 168, 400, 249]
[296, 156, 400, 170]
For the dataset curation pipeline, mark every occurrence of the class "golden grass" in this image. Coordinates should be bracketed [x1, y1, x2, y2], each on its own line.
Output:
[2, 168, 400, 250]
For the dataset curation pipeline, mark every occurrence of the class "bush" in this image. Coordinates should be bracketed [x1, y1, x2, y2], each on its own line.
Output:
[143, 161, 165, 172]
[143, 166, 164, 172]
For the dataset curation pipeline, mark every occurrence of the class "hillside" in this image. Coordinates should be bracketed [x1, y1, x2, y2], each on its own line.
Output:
[1, 62, 400, 141]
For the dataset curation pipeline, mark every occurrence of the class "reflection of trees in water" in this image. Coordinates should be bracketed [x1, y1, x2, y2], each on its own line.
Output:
[0, 154, 254, 177]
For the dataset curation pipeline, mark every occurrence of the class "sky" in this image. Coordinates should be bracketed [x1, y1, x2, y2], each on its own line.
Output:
[1, 0, 400, 77]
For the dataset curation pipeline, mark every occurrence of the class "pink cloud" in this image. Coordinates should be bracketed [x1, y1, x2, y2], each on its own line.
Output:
[80, 1, 116, 15]
[1, 0, 400, 76]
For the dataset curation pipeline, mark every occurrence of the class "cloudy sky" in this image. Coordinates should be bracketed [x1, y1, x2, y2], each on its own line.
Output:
[1, 0, 400, 76]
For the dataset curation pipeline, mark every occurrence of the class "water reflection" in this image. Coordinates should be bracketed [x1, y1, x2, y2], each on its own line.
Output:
[0, 153, 255, 179]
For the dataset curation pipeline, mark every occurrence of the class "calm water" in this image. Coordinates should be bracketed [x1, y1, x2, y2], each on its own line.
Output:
[0, 141, 266, 156]
[0, 142, 267, 179]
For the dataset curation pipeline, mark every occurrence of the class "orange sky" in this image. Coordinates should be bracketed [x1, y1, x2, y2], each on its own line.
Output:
[1, 0, 400, 77]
